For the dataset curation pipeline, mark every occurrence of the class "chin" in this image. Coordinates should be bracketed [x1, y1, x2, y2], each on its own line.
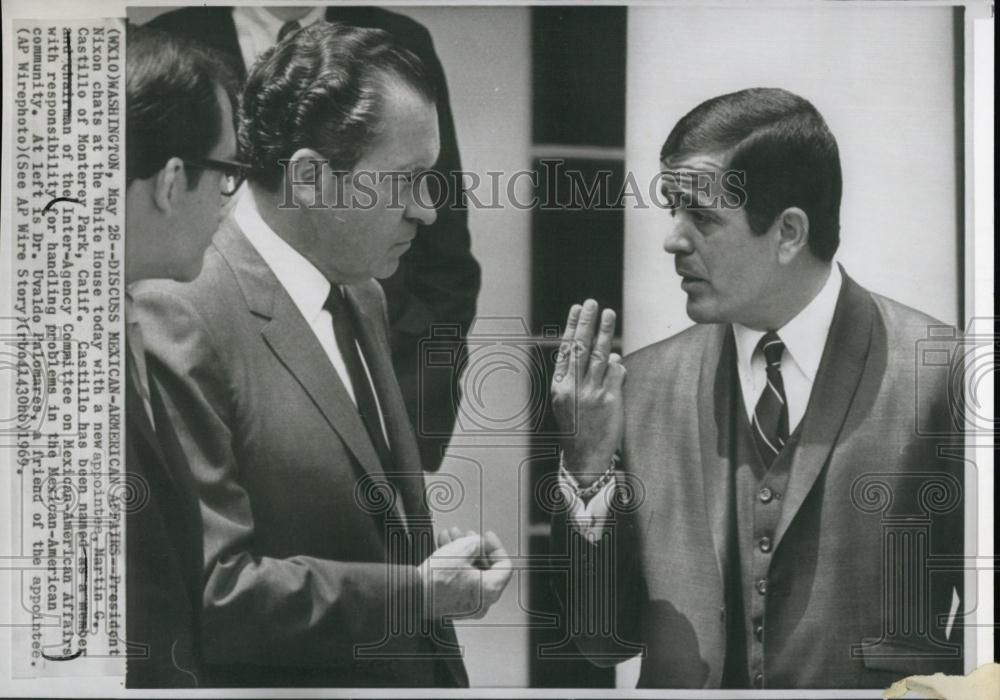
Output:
[685, 298, 721, 325]
[372, 259, 401, 280]
[175, 257, 205, 283]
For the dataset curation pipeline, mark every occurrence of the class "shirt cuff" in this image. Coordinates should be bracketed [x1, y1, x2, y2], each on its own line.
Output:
[558, 464, 616, 543]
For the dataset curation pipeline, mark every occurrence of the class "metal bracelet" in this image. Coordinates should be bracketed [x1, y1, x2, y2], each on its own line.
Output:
[561, 451, 620, 500]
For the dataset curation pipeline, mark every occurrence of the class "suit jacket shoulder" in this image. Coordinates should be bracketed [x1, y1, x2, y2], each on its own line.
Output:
[623, 322, 724, 385]
[870, 290, 950, 344]
[133, 222, 260, 342]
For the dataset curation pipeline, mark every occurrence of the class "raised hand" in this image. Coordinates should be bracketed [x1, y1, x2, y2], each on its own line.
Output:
[550, 299, 626, 487]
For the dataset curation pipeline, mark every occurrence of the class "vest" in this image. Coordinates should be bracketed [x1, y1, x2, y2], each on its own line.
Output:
[721, 364, 803, 689]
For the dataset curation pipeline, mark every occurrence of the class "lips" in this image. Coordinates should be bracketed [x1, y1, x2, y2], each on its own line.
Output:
[677, 270, 707, 284]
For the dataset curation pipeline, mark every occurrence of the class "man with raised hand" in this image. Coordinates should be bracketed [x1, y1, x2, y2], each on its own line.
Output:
[550, 88, 963, 689]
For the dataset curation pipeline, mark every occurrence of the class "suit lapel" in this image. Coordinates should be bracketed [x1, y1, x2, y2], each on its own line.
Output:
[214, 222, 408, 527]
[772, 271, 875, 549]
[125, 350, 171, 483]
[697, 325, 737, 585]
[126, 349, 203, 600]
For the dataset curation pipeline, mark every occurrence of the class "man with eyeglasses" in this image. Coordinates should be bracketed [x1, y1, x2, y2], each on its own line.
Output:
[123, 24, 244, 688]
[186, 157, 247, 198]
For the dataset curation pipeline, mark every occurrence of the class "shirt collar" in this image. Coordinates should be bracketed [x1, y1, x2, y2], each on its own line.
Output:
[732, 263, 843, 382]
[124, 290, 136, 325]
[234, 188, 331, 326]
[233, 6, 326, 38]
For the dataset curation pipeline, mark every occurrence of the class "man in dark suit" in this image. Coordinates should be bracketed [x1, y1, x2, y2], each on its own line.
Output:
[145, 4, 481, 473]
[134, 22, 511, 688]
[124, 25, 243, 687]
[549, 88, 964, 689]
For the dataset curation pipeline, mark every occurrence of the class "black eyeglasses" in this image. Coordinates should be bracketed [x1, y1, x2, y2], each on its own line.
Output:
[186, 157, 250, 196]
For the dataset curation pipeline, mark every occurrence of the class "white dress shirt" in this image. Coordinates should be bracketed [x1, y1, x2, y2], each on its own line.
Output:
[234, 188, 390, 444]
[232, 6, 326, 70]
[563, 264, 844, 540]
[732, 263, 842, 431]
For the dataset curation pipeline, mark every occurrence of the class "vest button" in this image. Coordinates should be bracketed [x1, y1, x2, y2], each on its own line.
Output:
[759, 536, 772, 553]
[753, 672, 764, 688]
[756, 578, 768, 595]
[754, 623, 764, 641]
[758, 487, 774, 503]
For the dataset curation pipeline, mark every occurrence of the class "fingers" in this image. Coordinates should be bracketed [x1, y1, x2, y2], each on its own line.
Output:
[556, 300, 619, 388]
[481, 530, 513, 597]
[434, 533, 481, 561]
[587, 308, 617, 386]
[436, 525, 466, 548]
[570, 300, 600, 380]
[553, 304, 582, 383]
[481, 530, 507, 561]
[606, 352, 627, 395]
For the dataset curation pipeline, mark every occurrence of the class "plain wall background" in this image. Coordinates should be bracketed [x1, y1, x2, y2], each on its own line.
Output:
[623, 4, 961, 353]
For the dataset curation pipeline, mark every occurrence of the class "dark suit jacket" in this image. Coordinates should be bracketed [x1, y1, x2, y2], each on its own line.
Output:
[146, 5, 480, 472]
[133, 219, 468, 688]
[553, 271, 964, 689]
[125, 346, 204, 687]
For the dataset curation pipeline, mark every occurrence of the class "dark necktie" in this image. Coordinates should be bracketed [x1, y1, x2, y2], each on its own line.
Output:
[751, 331, 789, 467]
[277, 20, 301, 43]
[324, 287, 393, 470]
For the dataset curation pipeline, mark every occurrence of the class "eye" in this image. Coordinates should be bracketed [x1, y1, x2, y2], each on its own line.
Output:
[689, 209, 712, 226]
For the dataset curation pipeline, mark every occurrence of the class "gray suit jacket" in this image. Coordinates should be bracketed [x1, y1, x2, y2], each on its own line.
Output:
[553, 271, 964, 689]
[134, 219, 467, 687]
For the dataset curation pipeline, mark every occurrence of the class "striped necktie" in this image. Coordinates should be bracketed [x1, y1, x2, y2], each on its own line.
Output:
[751, 331, 789, 467]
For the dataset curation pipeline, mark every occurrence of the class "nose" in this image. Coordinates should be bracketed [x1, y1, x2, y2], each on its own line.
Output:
[404, 176, 438, 227]
[663, 217, 694, 255]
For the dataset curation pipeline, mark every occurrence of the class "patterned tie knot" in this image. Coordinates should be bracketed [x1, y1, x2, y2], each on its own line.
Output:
[758, 331, 785, 368]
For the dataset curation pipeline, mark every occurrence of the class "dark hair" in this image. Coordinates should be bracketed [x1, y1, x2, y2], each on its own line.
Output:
[660, 88, 842, 261]
[126, 24, 237, 187]
[240, 21, 436, 190]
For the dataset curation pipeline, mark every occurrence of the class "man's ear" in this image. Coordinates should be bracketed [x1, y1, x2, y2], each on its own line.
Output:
[775, 207, 810, 264]
[153, 157, 186, 214]
[284, 148, 330, 209]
